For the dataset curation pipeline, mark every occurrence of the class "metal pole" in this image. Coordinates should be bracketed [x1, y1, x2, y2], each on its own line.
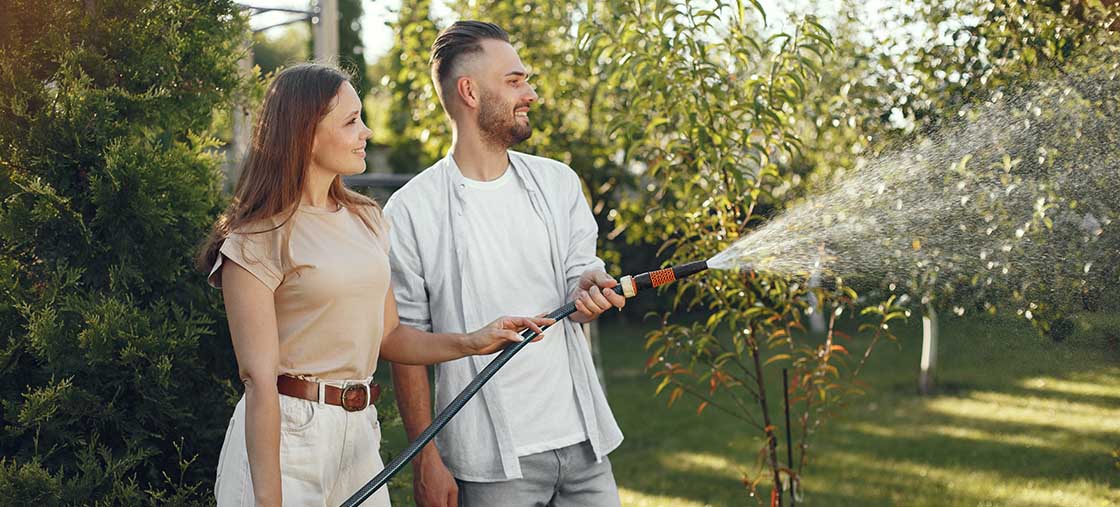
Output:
[313, 0, 339, 62]
[227, 36, 254, 192]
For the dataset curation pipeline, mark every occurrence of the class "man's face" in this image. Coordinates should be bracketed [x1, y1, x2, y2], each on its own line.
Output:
[472, 39, 538, 148]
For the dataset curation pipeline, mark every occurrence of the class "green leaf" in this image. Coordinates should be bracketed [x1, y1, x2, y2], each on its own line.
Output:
[645, 116, 670, 136]
[749, 0, 767, 26]
[764, 353, 791, 366]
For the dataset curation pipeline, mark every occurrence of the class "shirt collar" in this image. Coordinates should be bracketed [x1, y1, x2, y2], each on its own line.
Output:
[444, 150, 532, 193]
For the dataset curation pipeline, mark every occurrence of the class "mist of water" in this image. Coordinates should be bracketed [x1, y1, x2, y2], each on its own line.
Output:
[707, 74, 1119, 308]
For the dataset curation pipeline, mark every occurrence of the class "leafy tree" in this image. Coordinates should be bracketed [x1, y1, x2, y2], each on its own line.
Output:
[578, 2, 906, 503]
[381, 0, 444, 174]
[253, 24, 311, 76]
[0, 1, 252, 503]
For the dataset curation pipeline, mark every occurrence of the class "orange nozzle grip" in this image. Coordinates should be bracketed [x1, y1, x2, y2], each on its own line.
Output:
[649, 268, 676, 287]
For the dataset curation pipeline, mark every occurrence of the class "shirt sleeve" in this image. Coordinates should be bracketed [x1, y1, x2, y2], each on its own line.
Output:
[207, 228, 284, 291]
[563, 166, 607, 296]
[385, 198, 432, 332]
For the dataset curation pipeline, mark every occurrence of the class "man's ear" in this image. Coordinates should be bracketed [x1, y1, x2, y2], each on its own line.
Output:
[457, 76, 478, 110]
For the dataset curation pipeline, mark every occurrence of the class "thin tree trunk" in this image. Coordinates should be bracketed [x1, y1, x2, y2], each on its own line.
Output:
[918, 304, 938, 395]
[750, 333, 783, 507]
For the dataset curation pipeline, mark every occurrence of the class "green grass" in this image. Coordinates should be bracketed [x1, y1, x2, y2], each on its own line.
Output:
[377, 312, 1120, 506]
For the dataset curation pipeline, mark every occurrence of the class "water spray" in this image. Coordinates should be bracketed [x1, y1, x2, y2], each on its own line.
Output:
[341, 261, 709, 507]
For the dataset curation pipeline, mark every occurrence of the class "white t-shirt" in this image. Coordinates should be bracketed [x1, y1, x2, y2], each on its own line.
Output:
[460, 166, 587, 456]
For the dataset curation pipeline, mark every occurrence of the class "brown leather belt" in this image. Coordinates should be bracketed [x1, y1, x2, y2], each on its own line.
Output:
[276, 375, 381, 412]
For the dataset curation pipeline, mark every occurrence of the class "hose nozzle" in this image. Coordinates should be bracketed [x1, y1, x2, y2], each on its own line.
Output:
[618, 260, 709, 298]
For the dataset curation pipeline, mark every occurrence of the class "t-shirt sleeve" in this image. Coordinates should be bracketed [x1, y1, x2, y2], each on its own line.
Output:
[384, 199, 431, 332]
[207, 229, 284, 291]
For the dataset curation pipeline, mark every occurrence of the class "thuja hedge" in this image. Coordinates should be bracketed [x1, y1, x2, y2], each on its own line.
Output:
[0, 1, 252, 504]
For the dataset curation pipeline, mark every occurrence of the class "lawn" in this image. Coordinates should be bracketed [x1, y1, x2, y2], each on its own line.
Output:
[376, 312, 1120, 506]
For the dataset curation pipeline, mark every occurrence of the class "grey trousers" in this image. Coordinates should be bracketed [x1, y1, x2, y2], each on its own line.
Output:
[457, 441, 621, 507]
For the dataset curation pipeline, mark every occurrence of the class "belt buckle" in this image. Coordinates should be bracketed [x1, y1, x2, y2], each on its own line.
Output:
[339, 383, 369, 412]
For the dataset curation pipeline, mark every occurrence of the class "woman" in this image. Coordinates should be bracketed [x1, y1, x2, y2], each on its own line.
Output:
[196, 63, 550, 506]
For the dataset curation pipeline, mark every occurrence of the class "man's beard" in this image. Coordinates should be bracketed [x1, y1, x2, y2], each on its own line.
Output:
[478, 87, 532, 149]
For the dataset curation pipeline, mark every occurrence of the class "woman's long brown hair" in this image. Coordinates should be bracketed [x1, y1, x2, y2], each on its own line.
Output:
[196, 63, 380, 274]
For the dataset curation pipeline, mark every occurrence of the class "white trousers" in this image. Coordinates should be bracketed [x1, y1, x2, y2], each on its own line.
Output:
[215, 394, 392, 507]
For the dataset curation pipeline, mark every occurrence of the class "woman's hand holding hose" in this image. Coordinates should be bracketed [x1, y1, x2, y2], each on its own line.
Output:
[462, 316, 555, 356]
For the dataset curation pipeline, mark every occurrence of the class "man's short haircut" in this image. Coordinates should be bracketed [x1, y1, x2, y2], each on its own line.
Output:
[429, 21, 510, 111]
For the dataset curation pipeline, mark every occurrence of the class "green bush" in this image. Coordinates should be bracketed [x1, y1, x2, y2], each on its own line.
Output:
[1048, 317, 1076, 342]
[1072, 312, 1120, 347]
[0, 1, 251, 504]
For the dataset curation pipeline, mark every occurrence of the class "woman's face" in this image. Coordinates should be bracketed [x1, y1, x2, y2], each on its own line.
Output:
[310, 82, 371, 177]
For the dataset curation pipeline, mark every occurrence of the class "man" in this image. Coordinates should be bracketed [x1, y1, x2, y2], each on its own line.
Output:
[384, 20, 625, 507]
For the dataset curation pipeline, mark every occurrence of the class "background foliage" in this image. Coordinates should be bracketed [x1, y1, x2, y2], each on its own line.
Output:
[0, 1, 250, 504]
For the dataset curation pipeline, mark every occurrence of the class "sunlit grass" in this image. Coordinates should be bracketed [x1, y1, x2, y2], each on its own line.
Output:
[924, 393, 1119, 435]
[803, 450, 1116, 507]
[1018, 376, 1120, 399]
[618, 488, 713, 507]
[598, 312, 1120, 506]
[658, 452, 744, 481]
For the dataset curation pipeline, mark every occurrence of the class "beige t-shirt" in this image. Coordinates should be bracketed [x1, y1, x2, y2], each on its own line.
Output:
[208, 204, 390, 380]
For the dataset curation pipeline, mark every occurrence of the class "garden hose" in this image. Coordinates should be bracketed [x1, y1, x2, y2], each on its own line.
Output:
[341, 260, 709, 507]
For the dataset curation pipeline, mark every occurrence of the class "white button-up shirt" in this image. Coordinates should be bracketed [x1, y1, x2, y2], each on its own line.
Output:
[383, 150, 624, 482]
